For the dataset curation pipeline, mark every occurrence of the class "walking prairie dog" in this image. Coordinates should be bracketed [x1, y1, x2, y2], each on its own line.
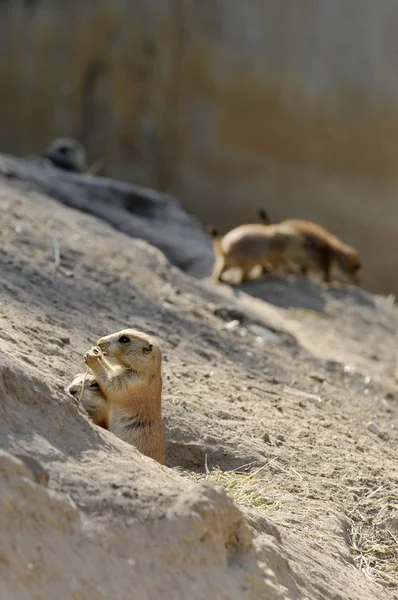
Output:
[68, 372, 108, 429]
[83, 329, 166, 465]
[208, 223, 306, 283]
[258, 210, 362, 284]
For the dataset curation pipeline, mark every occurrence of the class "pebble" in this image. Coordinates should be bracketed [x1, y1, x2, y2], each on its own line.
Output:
[367, 421, 381, 435]
[308, 372, 326, 383]
[61, 269, 74, 278]
[263, 432, 271, 444]
[213, 306, 245, 322]
[367, 421, 387, 439]
[223, 319, 240, 332]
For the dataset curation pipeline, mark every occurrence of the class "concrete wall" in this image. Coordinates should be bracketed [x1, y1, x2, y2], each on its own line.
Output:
[1, 0, 398, 293]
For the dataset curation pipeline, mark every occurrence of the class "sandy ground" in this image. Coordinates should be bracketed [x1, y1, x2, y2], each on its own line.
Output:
[0, 170, 397, 600]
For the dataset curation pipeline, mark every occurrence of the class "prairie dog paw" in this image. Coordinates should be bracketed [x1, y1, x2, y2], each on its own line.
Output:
[84, 346, 101, 367]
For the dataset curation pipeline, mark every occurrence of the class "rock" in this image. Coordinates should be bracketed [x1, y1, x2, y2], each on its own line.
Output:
[308, 372, 326, 383]
[223, 319, 241, 332]
[366, 421, 387, 439]
[213, 306, 246, 322]
[367, 421, 381, 435]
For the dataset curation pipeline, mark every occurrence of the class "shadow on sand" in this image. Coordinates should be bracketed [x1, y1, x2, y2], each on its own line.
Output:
[228, 273, 376, 314]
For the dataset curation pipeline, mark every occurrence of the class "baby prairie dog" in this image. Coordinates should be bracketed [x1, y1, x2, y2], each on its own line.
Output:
[258, 210, 363, 284]
[208, 223, 306, 283]
[68, 372, 108, 429]
[84, 329, 166, 465]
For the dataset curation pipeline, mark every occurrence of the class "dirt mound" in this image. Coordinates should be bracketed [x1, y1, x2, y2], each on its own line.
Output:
[0, 163, 397, 599]
[0, 153, 214, 277]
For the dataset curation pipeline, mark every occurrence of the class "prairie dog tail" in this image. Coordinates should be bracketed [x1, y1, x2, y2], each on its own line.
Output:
[207, 225, 224, 257]
[258, 208, 271, 225]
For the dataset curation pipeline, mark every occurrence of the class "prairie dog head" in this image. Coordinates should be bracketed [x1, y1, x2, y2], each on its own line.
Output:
[67, 372, 108, 427]
[257, 208, 271, 225]
[350, 255, 363, 283]
[68, 371, 101, 397]
[339, 249, 363, 284]
[43, 137, 88, 173]
[97, 329, 162, 376]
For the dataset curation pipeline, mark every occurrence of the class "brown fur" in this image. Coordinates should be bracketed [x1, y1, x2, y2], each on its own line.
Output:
[258, 210, 363, 284]
[67, 372, 108, 429]
[83, 329, 166, 465]
[209, 223, 306, 283]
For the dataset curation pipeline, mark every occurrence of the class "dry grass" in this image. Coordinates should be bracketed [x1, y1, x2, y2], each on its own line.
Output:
[178, 461, 283, 514]
[180, 464, 398, 588]
[348, 488, 398, 587]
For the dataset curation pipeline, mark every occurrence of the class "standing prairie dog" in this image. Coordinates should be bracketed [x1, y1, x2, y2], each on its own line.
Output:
[67, 372, 108, 429]
[258, 209, 362, 284]
[208, 223, 306, 283]
[83, 329, 166, 465]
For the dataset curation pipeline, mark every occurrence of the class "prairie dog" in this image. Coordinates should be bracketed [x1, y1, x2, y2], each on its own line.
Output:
[208, 223, 306, 283]
[43, 137, 88, 173]
[84, 329, 166, 465]
[67, 372, 108, 429]
[258, 210, 362, 284]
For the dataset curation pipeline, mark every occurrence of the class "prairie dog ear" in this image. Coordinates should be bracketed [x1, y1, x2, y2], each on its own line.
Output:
[206, 225, 219, 237]
[258, 208, 271, 225]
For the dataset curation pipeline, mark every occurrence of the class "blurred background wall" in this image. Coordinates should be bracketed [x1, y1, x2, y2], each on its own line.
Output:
[1, 0, 398, 293]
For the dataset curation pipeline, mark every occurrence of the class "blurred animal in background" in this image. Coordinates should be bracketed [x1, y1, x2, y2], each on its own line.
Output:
[24, 137, 104, 175]
[207, 222, 307, 284]
[258, 208, 362, 285]
[43, 137, 88, 173]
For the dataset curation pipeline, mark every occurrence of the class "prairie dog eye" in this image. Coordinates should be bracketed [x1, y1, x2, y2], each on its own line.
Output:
[118, 335, 130, 344]
[58, 146, 68, 154]
[90, 381, 99, 389]
[143, 344, 153, 354]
